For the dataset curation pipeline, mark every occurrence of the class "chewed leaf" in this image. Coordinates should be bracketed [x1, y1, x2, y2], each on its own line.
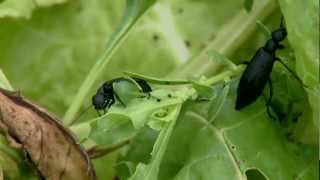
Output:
[107, 89, 184, 129]
[158, 81, 318, 180]
[148, 105, 178, 130]
[124, 71, 191, 85]
[129, 105, 181, 180]
[0, 88, 96, 180]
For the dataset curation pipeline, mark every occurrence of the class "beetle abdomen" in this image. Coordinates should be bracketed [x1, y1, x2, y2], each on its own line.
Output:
[235, 48, 275, 110]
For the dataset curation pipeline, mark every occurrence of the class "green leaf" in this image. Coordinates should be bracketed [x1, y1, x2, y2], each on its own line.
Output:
[89, 114, 136, 145]
[105, 88, 191, 129]
[64, 0, 157, 125]
[244, 0, 254, 12]
[0, 0, 68, 19]
[113, 78, 142, 105]
[278, 0, 319, 131]
[256, 20, 271, 39]
[124, 71, 191, 85]
[208, 84, 230, 122]
[129, 105, 181, 180]
[158, 82, 318, 180]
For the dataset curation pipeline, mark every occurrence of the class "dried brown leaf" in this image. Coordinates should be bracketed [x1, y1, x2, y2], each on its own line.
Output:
[0, 88, 96, 180]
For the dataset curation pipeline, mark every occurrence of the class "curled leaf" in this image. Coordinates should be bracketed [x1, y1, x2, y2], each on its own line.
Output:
[0, 88, 95, 180]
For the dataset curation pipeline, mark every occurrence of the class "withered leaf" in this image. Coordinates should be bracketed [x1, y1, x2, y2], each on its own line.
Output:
[0, 88, 96, 180]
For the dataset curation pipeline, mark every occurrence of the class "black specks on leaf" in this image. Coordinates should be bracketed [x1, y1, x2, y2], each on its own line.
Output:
[185, 40, 191, 48]
[76, 4, 83, 13]
[177, 7, 184, 14]
[153, 34, 159, 41]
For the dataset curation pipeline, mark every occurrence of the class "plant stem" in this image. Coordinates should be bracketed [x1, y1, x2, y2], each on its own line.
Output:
[170, 0, 277, 78]
[87, 139, 132, 159]
[204, 65, 245, 86]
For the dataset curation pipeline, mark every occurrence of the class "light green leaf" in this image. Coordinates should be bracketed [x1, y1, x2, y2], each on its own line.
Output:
[0, 0, 68, 19]
[89, 114, 136, 145]
[208, 84, 230, 122]
[113, 78, 142, 105]
[278, 0, 319, 131]
[124, 71, 191, 85]
[106, 88, 190, 129]
[207, 50, 237, 70]
[129, 105, 181, 180]
[73, 88, 191, 146]
[0, 69, 13, 90]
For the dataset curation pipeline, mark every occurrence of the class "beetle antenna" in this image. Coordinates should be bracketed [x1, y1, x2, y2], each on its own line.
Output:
[280, 16, 285, 28]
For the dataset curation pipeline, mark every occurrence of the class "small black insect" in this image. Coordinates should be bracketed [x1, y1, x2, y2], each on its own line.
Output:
[92, 77, 152, 115]
[132, 77, 152, 94]
[235, 19, 302, 119]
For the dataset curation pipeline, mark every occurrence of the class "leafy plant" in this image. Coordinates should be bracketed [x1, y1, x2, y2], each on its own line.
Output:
[0, 0, 318, 179]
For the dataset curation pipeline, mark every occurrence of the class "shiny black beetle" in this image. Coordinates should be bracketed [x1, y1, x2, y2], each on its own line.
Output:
[235, 19, 301, 119]
[92, 77, 152, 114]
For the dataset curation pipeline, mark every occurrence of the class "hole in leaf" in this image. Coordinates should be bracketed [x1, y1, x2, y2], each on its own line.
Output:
[245, 169, 267, 180]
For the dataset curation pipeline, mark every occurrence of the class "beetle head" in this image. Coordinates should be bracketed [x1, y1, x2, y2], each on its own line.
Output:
[92, 93, 107, 110]
[271, 28, 287, 42]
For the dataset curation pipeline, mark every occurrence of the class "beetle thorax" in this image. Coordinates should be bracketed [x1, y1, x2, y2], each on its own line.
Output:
[264, 39, 278, 53]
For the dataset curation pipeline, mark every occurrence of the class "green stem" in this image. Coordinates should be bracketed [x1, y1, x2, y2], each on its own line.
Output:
[204, 65, 245, 86]
[171, 0, 277, 78]
[87, 139, 132, 159]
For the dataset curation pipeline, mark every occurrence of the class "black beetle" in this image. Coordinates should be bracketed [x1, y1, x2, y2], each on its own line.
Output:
[235, 19, 302, 119]
[92, 77, 152, 115]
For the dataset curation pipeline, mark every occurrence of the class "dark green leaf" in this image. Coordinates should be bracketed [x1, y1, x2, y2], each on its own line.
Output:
[244, 0, 254, 12]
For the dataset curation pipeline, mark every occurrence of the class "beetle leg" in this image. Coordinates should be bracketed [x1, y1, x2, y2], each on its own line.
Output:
[145, 92, 151, 99]
[275, 58, 306, 87]
[113, 92, 126, 107]
[107, 98, 115, 108]
[239, 61, 250, 65]
[96, 110, 102, 117]
[266, 79, 277, 121]
[277, 44, 285, 49]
